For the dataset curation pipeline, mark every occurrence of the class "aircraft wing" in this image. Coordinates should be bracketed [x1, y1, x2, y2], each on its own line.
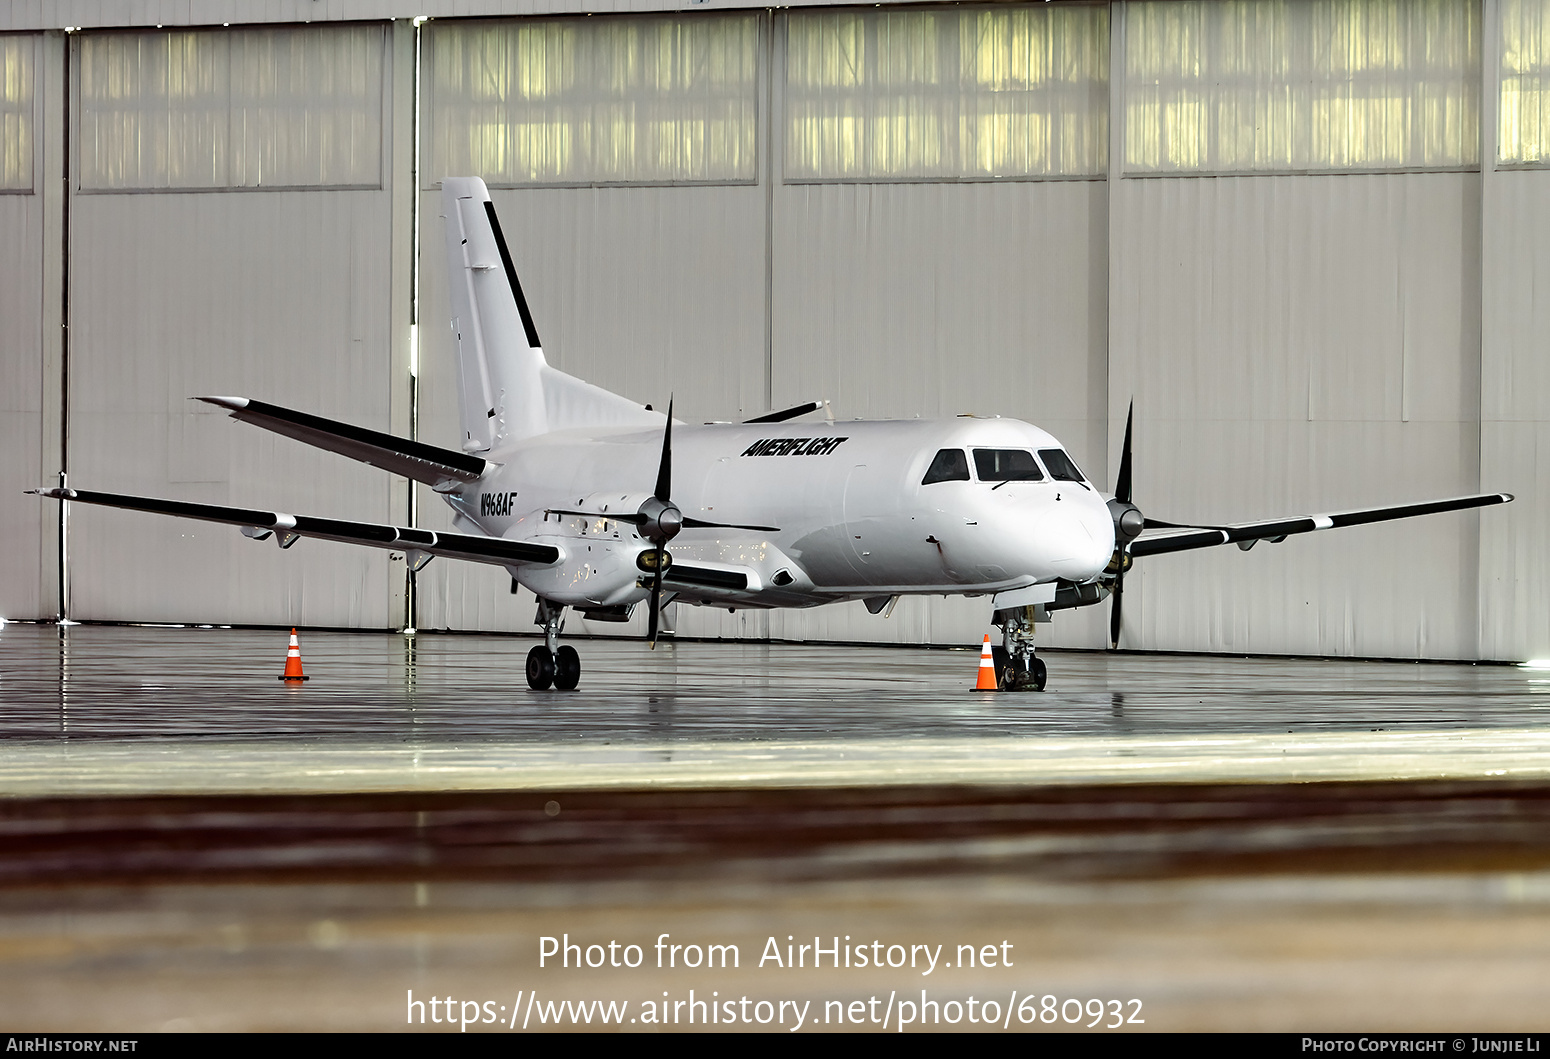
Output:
[28, 488, 558, 568]
[1129, 492, 1514, 558]
[196, 396, 486, 491]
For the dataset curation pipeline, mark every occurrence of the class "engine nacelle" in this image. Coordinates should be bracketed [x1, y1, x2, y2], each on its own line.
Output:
[515, 535, 651, 607]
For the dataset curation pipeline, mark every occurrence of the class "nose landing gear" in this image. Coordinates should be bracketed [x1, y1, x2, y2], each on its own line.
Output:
[526, 598, 581, 691]
[992, 605, 1047, 692]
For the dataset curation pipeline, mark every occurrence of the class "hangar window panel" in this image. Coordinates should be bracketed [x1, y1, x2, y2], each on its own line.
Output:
[228, 27, 384, 188]
[0, 36, 35, 191]
[785, 5, 1108, 181]
[428, 15, 759, 186]
[1501, 0, 1550, 164]
[1125, 0, 1479, 174]
[78, 26, 383, 191]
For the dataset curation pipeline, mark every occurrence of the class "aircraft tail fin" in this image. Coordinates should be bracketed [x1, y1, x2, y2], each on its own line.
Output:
[440, 177, 659, 452]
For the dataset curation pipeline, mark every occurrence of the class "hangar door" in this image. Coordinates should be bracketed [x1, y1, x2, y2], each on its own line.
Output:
[62, 23, 407, 627]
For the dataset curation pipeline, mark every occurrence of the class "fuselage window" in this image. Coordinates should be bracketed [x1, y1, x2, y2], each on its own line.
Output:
[1038, 449, 1086, 483]
[973, 449, 1043, 482]
[922, 448, 970, 484]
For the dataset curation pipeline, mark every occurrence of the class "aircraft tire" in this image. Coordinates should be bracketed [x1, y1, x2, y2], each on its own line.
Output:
[526, 646, 556, 691]
[553, 645, 581, 691]
[1030, 656, 1047, 692]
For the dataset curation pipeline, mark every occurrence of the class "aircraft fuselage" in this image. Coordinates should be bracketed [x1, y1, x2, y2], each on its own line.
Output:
[445, 416, 1116, 611]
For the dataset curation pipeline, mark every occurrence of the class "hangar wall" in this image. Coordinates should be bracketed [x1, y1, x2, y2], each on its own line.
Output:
[5, 0, 1550, 662]
[0, 34, 61, 625]
[51, 23, 415, 627]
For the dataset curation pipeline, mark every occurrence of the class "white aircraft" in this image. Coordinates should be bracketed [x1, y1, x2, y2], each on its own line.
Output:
[32, 177, 1513, 692]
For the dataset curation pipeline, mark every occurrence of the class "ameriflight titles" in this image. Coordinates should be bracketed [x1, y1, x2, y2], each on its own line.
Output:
[740, 437, 849, 457]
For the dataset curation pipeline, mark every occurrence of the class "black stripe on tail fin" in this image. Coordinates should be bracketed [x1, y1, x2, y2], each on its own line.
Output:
[483, 200, 542, 350]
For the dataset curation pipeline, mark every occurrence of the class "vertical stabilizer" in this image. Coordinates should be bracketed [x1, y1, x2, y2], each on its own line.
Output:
[441, 178, 660, 451]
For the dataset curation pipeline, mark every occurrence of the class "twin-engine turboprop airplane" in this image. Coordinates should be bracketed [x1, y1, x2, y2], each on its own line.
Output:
[32, 177, 1513, 691]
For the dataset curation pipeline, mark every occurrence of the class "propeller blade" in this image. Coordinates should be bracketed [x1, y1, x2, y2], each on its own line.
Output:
[681, 516, 782, 533]
[654, 397, 673, 502]
[1115, 400, 1134, 506]
[1141, 517, 1229, 531]
[1109, 567, 1125, 650]
[646, 546, 664, 648]
[547, 508, 647, 524]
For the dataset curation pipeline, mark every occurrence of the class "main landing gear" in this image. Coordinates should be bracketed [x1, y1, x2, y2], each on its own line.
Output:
[991, 605, 1047, 692]
[526, 598, 581, 691]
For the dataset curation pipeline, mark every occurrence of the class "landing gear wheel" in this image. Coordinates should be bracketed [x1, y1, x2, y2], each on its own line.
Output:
[998, 654, 1046, 692]
[1030, 656, 1047, 692]
[526, 645, 555, 690]
[990, 645, 1009, 687]
[553, 645, 581, 691]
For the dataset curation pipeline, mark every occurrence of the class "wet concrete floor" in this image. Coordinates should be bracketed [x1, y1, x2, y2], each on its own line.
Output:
[0, 623, 1548, 1031]
[4, 623, 1547, 746]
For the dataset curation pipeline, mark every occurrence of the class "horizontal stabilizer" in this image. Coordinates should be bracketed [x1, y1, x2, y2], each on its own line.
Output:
[197, 397, 486, 491]
[744, 401, 823, 425]
[1130, 492, 1514, 558]
[29, 487, 558, 568]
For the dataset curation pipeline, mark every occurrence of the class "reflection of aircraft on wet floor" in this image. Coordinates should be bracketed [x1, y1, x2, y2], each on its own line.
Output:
[32, 177, 1513, 692]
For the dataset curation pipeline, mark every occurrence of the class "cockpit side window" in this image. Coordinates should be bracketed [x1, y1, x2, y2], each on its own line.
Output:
[922, 448, 970, 484]
[1038, 448, 1086, 483]
[973, 449, 1043, 482]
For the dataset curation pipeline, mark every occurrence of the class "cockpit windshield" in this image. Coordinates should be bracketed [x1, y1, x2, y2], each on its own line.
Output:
[922, 448, 970, 484]
[1038, 448, 1086, 483]
[973, 449, 1043, 482]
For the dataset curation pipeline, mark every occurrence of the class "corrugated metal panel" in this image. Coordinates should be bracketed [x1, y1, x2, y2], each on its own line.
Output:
[771, 181, 1107, 473]
[766, 179, 1108, 648]
[0, 194, 49, 621]
[412, 183, 768, 632]
[7, 1, 987, 35]
[1479, 168, 1550, 661]
[1109, 172, 1484, 658]
[0, 33, 55, 622]
[66, 190, 401, 626]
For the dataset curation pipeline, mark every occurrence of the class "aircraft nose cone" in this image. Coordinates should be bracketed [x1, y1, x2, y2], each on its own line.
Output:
[1045, 501, 1115, 580]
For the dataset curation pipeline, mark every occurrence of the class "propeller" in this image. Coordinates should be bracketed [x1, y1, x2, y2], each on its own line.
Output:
[641, 399, 681, 648]
[1106, 402, 1146, 649]
[544, 400, 780, 646]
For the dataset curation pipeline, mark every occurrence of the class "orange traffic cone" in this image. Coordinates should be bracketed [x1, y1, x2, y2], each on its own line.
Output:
[278, 628, 309, 682]
[971, 634, 998, 692]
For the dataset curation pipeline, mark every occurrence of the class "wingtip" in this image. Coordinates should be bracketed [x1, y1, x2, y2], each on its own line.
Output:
[195, 396, 249, 411]
[1502, 492, 1516, 503]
